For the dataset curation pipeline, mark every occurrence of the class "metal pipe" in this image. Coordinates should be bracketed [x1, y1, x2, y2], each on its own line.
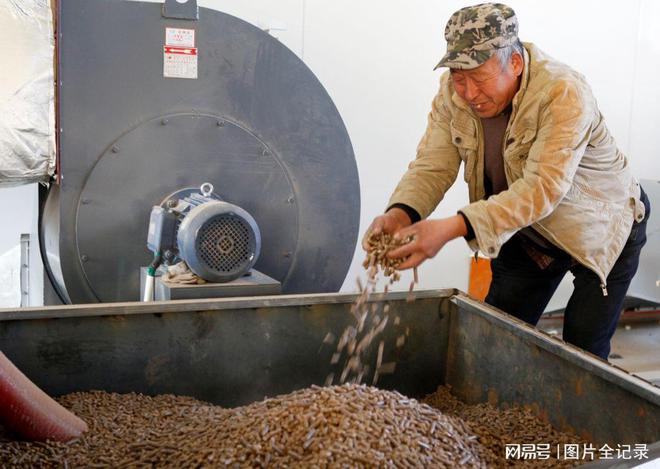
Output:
[142, 252, 162, 302]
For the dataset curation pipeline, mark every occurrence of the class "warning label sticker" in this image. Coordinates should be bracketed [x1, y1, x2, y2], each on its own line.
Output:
[163, 46, 198, 79]
[165, 27, 195, 48]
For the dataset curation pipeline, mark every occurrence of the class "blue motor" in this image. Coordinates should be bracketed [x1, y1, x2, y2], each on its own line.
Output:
[147, 183, 261, 283]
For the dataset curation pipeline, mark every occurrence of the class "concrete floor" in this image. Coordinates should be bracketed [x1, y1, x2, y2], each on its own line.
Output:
[609, 320, 660, 386]
[539, 317, 660, 387]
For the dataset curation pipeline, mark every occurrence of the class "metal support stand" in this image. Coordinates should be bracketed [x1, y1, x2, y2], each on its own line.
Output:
[140, 267, 280, 301]
[20, 234, 30, 307]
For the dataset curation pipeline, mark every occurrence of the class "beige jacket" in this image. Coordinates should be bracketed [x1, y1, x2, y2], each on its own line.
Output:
[388, 43, 645, 289]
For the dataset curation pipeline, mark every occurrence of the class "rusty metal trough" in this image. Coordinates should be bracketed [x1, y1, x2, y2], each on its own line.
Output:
[0, 290, 658, 457]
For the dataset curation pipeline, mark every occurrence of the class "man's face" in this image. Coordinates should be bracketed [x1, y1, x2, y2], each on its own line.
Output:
[450, 53, 523, 118]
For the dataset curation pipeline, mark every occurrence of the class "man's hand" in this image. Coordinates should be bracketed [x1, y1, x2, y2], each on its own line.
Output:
[361, 208, 412, 251]
[387, 214, 468, 270]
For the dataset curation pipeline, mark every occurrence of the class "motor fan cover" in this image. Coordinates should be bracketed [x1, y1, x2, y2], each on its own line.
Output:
[178, 201, 261, 283]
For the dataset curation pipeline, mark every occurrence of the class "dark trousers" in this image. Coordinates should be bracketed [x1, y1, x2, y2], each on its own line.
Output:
[485, 188, 651, 360]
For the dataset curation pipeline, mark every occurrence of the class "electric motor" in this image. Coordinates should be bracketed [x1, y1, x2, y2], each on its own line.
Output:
[147, 183, 261, 283]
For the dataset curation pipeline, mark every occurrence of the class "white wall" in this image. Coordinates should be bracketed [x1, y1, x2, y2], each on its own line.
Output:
[2, 0, 659, 305]
[629, 0, 660, 177]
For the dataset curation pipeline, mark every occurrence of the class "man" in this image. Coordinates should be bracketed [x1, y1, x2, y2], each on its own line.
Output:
[363, 3, 650, 360]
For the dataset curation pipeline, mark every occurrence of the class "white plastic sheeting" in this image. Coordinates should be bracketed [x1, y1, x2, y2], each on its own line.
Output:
[0, 0, 55, 187]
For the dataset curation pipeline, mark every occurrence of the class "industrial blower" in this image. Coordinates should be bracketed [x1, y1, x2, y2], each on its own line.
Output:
[40, 0, 360, 304]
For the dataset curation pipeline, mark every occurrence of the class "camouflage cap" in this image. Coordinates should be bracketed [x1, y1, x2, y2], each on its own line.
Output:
[434, 3, 518, 70]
